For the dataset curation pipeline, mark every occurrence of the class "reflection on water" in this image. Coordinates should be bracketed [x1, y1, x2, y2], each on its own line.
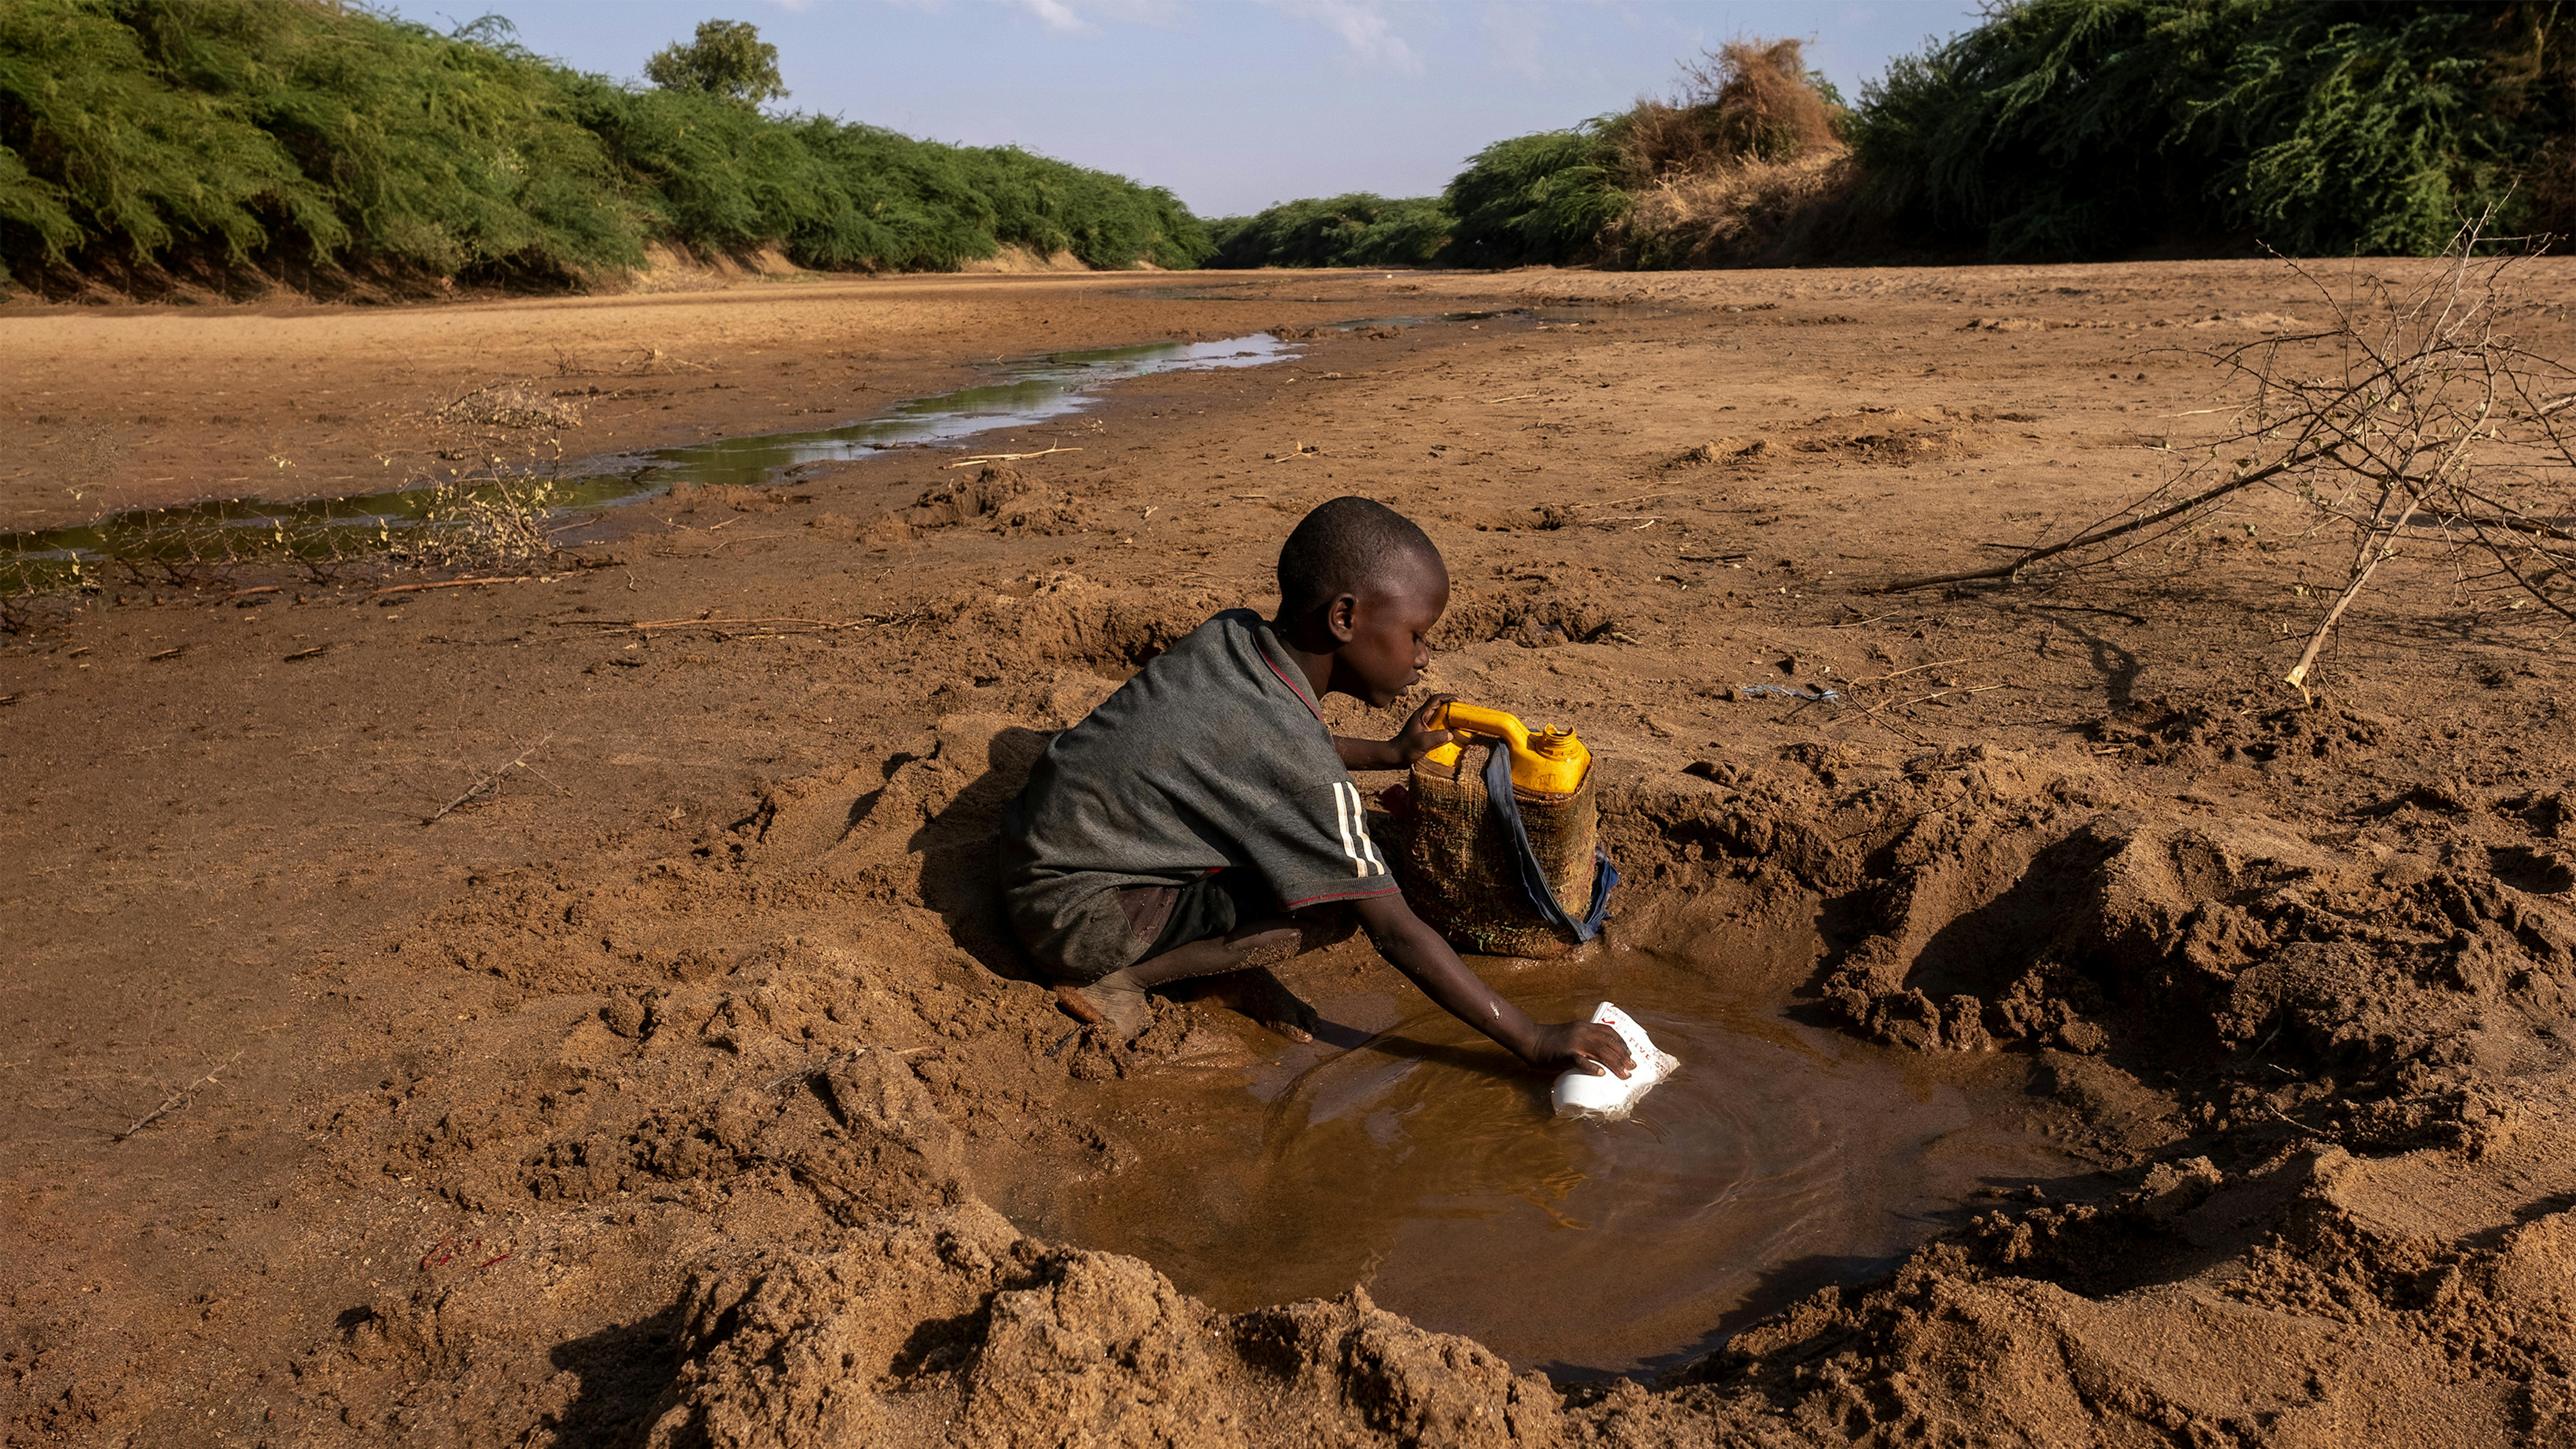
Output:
[0, 331, 1303, 591]
[1037, 934, 2074, 1380]
[636, 333, 1293, 491]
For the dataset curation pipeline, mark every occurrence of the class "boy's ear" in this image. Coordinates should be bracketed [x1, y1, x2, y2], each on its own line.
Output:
[1325, 592, 1361, 644]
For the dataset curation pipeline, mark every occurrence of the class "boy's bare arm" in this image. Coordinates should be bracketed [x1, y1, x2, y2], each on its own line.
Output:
[1350, 893, 1633, 1078]
[1335, 694, 1457, 771]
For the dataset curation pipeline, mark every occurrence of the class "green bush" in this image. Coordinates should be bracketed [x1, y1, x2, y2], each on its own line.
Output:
[1203, 192, 1452, 268]
[1442, 129, 1630, 267]
[1852, 0, 2569, 259]
[0, 0, 341, 266]
[0, 0, 1207, 286]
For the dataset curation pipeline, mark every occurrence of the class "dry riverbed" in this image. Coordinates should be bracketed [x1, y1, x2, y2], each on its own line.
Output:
[7, 260, 2576, 1447]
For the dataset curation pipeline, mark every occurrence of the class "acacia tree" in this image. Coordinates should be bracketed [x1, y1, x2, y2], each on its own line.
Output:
[644, 19, 788, 110]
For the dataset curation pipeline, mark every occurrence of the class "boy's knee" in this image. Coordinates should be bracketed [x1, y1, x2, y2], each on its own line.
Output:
[1292, 904, 1358, 952]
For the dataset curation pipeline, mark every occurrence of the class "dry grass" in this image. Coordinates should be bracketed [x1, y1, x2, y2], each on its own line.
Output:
[1604, 150, 1862, 269]
[1591, 38, 1875, 269]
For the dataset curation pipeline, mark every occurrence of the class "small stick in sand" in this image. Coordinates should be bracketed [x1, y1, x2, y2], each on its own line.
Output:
[368, 576, 552, 601]
[1866, 656, 1972, 684]
[764, 1049, 863, 1092]
[942, 446, 1083, 469]
[1824, 682, 2005, 730]
[424, 733, 553, 826]
[116, 1051, 243, 1142]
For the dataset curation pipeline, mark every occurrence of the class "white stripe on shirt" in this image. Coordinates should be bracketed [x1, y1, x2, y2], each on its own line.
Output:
[1332, 781, 1364, 877]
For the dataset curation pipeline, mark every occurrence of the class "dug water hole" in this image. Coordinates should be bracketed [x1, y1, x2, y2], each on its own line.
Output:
[1026, 915, 2079, 1380]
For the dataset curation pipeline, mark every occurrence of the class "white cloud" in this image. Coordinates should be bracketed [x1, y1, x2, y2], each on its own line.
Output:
[987, 0, 1193, 33]
[1012, 0, 1095, 32]
[1258, 0, 1424, 74]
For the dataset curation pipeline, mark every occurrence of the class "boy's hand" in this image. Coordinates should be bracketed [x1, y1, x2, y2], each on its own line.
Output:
[1532, 1020, 1635, 1079]
[1388, 694, 1458, 767]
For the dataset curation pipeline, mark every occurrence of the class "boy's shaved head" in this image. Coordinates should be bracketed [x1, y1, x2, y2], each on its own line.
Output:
[1276, 496, 1444, 619]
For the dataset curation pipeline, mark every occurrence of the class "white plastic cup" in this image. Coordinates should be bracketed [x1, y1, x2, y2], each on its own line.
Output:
[1551, 1002, 1675, 1119]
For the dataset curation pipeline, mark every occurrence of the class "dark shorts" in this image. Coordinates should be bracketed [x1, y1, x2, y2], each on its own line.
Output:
[1115, 869, 1283, 968]
[1010, 869, 1330, 986]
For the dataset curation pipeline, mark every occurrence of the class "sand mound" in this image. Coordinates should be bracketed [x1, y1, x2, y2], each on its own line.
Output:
[646, 1208, 1559, 1449]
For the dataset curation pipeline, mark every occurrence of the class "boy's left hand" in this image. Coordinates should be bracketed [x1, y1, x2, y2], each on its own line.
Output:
[1387, 694, 1457, 767]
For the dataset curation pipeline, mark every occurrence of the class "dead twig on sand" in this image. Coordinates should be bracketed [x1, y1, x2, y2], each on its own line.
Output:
[1824, 683, 2005, 730]
[942, 446, 1082, 469]
[116, 1051, 243, 1142]
[764, 1049, 863, 1092]
[573, 615, 862, 634]
[1878, 437, 2341, 593]
[425, 733, 552, 826]
[368, 575, 554, 601]
[1865, 656, 1972, 683]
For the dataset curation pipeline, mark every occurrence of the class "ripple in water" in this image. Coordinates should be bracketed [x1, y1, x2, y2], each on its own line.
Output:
[1038, 932, 2076, 1380]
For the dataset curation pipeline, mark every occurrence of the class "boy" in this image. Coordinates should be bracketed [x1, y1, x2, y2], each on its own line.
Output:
[998, 496, 1633, 1083]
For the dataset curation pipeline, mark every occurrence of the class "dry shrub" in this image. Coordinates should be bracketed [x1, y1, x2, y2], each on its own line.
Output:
[1607, 151, 1864, 269]
[1611, 40, 1841, 186]
[406, 477, 560, 571]
[440, 382, 586, 430]
[1592, 38, 1880, 269]
[1683, 39, 1841, 164]
[1885, 221, 2576, 700]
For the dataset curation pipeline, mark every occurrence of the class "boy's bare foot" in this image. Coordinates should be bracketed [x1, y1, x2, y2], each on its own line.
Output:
[1054, 969, 1152, 1041]
[1185, 966, 1318, 1043]
[1055, 964, 1316, 1045]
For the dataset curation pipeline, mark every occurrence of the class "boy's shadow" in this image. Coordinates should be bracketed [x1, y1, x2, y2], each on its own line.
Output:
[901, 722, 1055, 984]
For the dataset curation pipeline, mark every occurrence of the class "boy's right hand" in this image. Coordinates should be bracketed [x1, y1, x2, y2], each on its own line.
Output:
[1532, 1020, 1635, 1079]
[1388, 693, 1459, 767]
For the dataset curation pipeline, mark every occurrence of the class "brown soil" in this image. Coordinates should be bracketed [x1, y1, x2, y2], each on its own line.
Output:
[8, 260, 2576, 1447]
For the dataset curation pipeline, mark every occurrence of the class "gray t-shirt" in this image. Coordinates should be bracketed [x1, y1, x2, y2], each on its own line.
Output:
[999, 608, 1398, 979]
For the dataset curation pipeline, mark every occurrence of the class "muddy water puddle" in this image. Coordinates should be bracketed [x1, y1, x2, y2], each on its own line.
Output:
[1033, 933, 2075, 1380]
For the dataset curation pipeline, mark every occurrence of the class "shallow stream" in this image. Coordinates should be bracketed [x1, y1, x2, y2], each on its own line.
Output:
[0, 330, 1309, 590]
[1037, 927, 2075, 1380]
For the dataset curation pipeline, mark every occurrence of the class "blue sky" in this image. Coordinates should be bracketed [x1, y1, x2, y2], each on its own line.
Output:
[396, 1, 1982, 217]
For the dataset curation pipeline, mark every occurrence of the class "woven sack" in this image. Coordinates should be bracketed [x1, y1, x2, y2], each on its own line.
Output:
[1391, 741, 1598, 958]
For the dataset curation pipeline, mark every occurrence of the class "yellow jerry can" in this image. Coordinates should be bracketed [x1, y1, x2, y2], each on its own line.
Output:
[1391, 702, 1610, 958]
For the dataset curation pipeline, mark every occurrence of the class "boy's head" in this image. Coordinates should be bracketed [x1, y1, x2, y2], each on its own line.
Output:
[1275, 496, 1449, 706]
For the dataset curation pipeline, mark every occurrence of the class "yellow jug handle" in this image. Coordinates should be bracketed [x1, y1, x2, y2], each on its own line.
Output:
[1432, 702, 1530, 752]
